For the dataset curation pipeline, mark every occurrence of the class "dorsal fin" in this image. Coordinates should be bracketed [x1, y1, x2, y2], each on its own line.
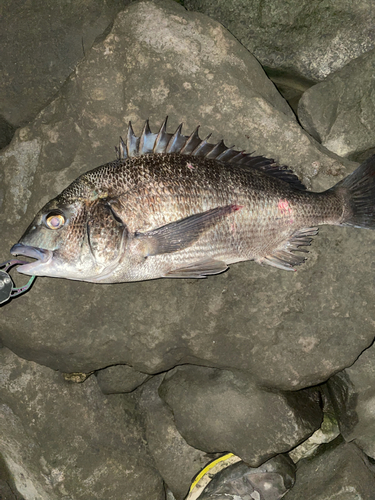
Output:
[116, 118, 306, 190]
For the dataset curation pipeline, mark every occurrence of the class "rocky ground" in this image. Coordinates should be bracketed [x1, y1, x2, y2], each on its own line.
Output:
[1, 0, 375, 498]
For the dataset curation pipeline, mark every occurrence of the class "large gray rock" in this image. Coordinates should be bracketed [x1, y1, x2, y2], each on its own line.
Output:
[0, 0, 129, 132]
[0, 0, 372, 392]
[284, 439, 375, 500]
[158, 365, 322, 466]
[138, 376, 211, 500]
[184, 0, 375, 83]
[327, 343, 375, 460]
[298, 49, 375, 162]
[0, 347, 164, 500]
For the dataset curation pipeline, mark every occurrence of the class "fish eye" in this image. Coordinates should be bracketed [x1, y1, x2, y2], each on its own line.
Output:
[45, 211, 66, 230]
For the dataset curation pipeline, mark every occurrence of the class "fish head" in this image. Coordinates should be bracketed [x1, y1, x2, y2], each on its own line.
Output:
[10, 192, 128, 282]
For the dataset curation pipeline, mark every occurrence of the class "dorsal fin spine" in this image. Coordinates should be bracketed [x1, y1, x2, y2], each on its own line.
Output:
[153, 117, 172, 153]
[206, 139, 227, 159]
[180, 125, 201, 154]
[126, 122, 139, 157]
[166, 123, 184, 153]
[191, 133, 212, 156]
[139, 119, 150, 154]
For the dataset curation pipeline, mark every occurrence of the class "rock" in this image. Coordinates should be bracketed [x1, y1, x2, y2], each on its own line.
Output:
[0, 404, 60, 500]
[96, 364, 151, 394]
[0, 0, 129, 135]
[298, 49, 375, 161]
[327, 343, 375, 460]
[0, 0, 371, 392]
[158, 365, 322, 466]
[0, 452, 26, 500]
[0, 115, 15, 151]
[184, 0, 375, 109]
[138, 375, 211, 500]
[288, 411, 340, 463]
[284, 438, 375, 500]
[166, 488, 177, 500]
[0, 347, 164, 500]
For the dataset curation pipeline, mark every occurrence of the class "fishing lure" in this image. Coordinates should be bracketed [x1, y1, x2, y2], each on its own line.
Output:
[0, 260, 36, 305]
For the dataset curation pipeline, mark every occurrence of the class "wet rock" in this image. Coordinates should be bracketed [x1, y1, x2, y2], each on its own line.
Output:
[138, 376, 211, 500]
[0, 0, 128, 133]
[158, 365, 322, 466]
[298, 49, 375, 161]
[184, 0, 375, 98]
[0, 0, 371, 392]
[327, 343, 375, 460]
[284, 438, 375, 500]
[0, 347, 164, 500]
[96, 364, 151, 394]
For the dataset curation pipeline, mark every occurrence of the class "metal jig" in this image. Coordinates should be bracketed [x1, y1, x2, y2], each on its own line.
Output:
[0, 260, 36, 305]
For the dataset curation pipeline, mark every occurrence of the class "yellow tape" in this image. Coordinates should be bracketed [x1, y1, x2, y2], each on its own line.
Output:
[189, 453, 234, 492]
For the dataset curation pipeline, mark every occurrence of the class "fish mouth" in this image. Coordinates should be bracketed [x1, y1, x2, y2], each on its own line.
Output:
[10, 243, 53, 275]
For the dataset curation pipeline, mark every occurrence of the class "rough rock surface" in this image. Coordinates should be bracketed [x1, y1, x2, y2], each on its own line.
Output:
[298, 49, 375, 162]
[328, 343, 375, 460]
[0, 0, 372, 392]
[284, 438, 375, 500]
[0, 347, 164, 500]
[138, 376, 212, 500]
[184, 0, 375, 83]
[96, 364, 151, 394]
[0, 0, 129, 134]
[159, 365, 322, 466]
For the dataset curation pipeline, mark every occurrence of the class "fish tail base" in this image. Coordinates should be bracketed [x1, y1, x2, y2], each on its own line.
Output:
[332, 154, 375, 229]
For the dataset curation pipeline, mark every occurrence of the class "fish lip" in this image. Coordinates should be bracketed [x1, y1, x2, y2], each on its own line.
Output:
[10, 243, 53, 274]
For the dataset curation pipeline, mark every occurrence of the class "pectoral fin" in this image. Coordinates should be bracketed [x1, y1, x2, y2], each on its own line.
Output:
[136, 204, 242, 256]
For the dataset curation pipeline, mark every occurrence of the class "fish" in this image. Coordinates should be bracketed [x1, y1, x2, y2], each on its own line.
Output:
[10, 118, 375, 283]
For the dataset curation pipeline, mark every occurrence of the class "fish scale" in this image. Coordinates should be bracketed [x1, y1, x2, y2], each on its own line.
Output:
[10, 118, 375, 283]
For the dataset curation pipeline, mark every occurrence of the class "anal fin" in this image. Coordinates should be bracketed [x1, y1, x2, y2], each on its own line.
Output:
[259, 227, 318, 271]
[164, 258, 228, 278]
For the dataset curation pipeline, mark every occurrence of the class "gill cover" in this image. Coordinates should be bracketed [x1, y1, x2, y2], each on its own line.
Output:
[86, 200, 128, 264]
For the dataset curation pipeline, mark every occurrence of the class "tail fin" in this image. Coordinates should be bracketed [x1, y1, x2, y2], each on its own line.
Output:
[332, 154, 375, 229]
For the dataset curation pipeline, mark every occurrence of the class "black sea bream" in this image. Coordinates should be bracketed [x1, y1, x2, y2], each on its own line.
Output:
[10, 118, 375, 283]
